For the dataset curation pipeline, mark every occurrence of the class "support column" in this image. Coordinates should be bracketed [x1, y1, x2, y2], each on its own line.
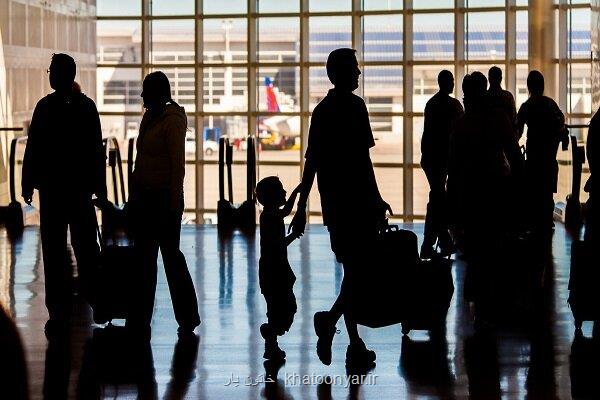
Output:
[506, 0, 517, 96]
[195, 0, 204, 222]
[593, 0, 600, 111]
[455, 0, 466, 98]
[300, 0, 310, 220]
[529, 0, 557, 99]
[403, 0, 414, 221]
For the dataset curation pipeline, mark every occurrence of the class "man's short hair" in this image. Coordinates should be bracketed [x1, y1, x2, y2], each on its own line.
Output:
[488, 66, 502, 85]
[326, 48, 357, 85]
[437, 69, 454, 89]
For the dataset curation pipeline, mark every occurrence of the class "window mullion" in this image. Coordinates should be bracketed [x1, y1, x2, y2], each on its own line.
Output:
[403, 0, 414, 222]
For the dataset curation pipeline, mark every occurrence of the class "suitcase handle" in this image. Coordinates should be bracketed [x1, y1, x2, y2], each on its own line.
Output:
[379, 220, 399, 234]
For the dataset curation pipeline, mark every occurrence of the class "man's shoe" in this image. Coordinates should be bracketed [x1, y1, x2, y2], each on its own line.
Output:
[345, 341, 376, 368]
[314, 311, 337, 366]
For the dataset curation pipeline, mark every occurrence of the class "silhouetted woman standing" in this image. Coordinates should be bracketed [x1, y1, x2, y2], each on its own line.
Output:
[127, 71, 200, 338]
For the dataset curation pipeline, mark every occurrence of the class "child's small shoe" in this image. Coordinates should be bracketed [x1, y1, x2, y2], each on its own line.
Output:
[264, 341, 286, 360]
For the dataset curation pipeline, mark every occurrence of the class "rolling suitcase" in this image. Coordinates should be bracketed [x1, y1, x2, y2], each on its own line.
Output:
[399, 254, 454, 335]
[351, 225, 419, 328]
[91, 221, 136, 324]
[352, 225, 454, 333]
[0, 138, 25, 234]
[568, 239, 600, 330]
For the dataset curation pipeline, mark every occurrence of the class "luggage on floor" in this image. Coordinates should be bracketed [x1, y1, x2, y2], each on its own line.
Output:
[398, 254, 454, 335]
[90, 222, 136, 324]
[351, 224, 454, 332]
[568, 239, 600, 330]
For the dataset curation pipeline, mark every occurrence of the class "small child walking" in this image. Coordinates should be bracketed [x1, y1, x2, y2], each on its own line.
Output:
[255, 176, 301, 360]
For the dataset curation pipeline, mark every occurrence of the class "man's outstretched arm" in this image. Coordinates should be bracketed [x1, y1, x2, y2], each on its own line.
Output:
[288, 159, 316, 235]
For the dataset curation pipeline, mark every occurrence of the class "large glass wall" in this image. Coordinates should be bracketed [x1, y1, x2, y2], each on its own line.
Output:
[96, 0, 592, 223]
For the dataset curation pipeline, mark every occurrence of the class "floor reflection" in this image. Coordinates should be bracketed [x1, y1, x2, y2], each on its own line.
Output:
[0, 225, 592, 399]
[399, 335, 454, 398]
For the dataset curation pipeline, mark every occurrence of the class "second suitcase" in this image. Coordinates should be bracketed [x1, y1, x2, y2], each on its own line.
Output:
[569, 239, 600, 330]
[91, 227, 136, 324]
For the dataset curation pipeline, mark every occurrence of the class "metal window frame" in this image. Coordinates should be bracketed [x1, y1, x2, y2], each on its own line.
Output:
[96, 0, 592, 223]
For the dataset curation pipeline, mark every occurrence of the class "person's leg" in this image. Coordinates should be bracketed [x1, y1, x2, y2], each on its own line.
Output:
[39, 193, 70, 323]
[339, 235, 377, 366]
[325, 228, 346, 323]
[127, 202, 160, 332]
[159, 209, 200, 330]
[261, 293, 287, 360]
[68, 196, 100, 307]
[422, 166, 440, 254]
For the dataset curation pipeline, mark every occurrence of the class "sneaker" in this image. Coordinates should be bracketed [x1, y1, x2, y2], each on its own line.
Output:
[314, 311, 337, 366]
[264, 341, 286, 360]
[345, 341, 376, 368]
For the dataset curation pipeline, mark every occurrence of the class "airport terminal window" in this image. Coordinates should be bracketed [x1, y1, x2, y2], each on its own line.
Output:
[94, 0, 592, 223]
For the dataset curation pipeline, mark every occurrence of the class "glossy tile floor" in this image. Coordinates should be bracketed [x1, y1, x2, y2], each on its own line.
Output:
[1, 224, 599, 399]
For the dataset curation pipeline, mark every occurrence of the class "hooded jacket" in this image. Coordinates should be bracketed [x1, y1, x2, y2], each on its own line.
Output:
[132, 102, 187, 210]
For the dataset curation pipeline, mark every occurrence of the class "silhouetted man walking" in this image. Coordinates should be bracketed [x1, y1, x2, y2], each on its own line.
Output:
[420, 70, 464, 258]
[488, 66, 517, 129]
[517, 70, 567, 234]
[22, 54, 107, 334]
[289, 48, 391, 368]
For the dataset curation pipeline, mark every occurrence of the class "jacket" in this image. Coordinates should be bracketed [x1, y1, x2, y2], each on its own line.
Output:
[132, 102, 187, 211]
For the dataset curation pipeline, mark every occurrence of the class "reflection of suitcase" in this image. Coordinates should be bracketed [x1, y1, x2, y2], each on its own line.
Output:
[78, 326, 154, 397]
[570, 331, 600, 399]
[569, 240, 600, 329]
[91, 224, 136, 324]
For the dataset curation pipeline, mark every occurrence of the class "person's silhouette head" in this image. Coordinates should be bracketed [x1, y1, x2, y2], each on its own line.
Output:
[326, 48, 360, 91]
[438, 70, 454, 94]
[470, 71, 488, 96]
[142, 71, 172, 111]
[256, 176, 286, 209]
[488, 66, 502, 88]
[527, 70, 544, 96]
[463, 71, 487, 110]
[49, 53, 76, 93]
[462, 74, 471, 100]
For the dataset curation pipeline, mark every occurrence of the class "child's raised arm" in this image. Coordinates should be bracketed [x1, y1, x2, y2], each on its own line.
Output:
[281, 184, 301, 217]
